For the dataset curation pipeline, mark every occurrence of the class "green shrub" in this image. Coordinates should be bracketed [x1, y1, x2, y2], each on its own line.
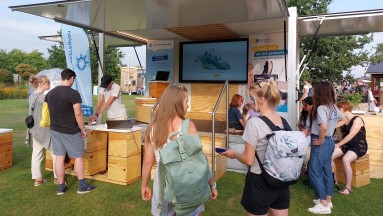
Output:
[342, 92, 363, 104]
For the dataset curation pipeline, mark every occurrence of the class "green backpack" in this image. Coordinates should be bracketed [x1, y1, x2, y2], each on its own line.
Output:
[158, 119, 212, 215]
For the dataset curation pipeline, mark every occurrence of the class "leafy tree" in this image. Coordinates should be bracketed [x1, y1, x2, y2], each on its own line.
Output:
[47, 44, 66, 69]
[0, 49, 48, 75]
[287, 0, 372, 84]
[15, 63, 37, 82]
[370, 43, 383, 63]
[26, 50, 48, 72]
[0, 69, 14, 84]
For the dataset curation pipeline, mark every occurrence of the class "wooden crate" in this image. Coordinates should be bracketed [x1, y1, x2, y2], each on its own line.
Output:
[0, 143, 12, 171]
[185, 112, 226, 121]
[108, 153, 141, 184]
[109, 131, 142, 158]
[85, 130, 107, 153]
[199, 132, 227, 155]
[83, 149, 107, 176]
[0, 130, 13, 171]
[45, 150, 74, 170]
[334, 154, 370, 188]
[135, 105, 154, 123]
[207, 153, 227, 180]
[149, 81, 169, 99]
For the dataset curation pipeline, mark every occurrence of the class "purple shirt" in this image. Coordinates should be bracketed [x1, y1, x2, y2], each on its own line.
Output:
[249, 109, 260, 118]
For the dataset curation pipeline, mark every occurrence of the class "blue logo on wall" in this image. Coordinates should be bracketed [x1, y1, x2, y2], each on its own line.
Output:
[76, 54, 89, 70]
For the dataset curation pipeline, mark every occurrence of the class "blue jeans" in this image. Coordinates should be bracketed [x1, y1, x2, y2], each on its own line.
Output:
[308, 134, 335, 200]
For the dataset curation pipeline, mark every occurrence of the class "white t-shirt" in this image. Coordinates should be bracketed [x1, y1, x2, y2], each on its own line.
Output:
[303, 83, 312, 98]
[99, 83, 127, 119]
[242, 117, 285, 174]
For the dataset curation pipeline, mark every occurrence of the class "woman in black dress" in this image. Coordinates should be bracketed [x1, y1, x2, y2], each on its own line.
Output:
[331, 101, 368, 195]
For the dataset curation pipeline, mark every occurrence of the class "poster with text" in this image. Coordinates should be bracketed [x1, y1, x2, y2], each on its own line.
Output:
[146, 40, 174, 95]
[249, 33, 288, 113]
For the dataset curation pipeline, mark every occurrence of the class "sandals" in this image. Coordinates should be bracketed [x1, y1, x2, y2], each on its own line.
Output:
[339, 187, 353, 195]
[34, 178, 49, 187]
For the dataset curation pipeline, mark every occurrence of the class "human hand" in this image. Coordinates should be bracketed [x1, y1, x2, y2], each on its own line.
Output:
[312, 139, 322, 146]
[141, 185, 152, 201]
[221, 149, 238, 159]
[302, 128, 311, 136]
[81, 130, 87, 138]
[335, 143, 342, 149]
[210, 188, 218, 200]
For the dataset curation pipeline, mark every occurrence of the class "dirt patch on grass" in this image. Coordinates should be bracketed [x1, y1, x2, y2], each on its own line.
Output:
[227, 193, 242, 208]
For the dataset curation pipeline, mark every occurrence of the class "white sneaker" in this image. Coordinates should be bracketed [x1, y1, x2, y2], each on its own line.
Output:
[308, 203, 332, 214]
[313, 199, 333, 209]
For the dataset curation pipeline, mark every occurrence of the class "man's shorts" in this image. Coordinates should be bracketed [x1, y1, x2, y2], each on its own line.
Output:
[51, 130, 84, 158]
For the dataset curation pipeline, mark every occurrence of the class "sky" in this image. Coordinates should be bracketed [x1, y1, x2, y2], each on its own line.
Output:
[1, 0, 383, 77]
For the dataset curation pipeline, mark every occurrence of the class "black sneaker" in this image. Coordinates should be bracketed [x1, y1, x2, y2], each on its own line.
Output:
[57, 184, 67, 196]
[77, 185, 97, 194]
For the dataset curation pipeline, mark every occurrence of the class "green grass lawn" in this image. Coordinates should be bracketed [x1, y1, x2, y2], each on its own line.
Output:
[0, 96, 382, 215]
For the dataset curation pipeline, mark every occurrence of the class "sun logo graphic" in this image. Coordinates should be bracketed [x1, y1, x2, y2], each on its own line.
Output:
[76, 54, 89, 71]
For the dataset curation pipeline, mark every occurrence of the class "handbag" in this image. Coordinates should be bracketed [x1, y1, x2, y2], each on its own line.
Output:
[25, 96, 38, 129]
[40, 102, 50, 127]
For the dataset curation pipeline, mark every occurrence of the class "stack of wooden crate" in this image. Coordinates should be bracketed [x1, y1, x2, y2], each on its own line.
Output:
[0, 129, 13, 171]
[83, 130, 107, 175]
[334, 154, 370, 188]
[108, 130, 142, 185]
[135, 98, 156, 123]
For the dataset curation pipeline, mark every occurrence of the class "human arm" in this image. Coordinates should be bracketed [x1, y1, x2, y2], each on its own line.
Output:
[73, 103, 87, 138]
[141, 135, 155, 201]
[335, 117, 363, 148]
[242, 113, 250, 126]
[312, 123, 327, 145]
[222, 143, 255, 166]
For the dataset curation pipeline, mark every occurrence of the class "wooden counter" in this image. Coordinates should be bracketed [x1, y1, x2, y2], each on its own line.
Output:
[0, 128, 13, 171]
[135, 97, 156, 123]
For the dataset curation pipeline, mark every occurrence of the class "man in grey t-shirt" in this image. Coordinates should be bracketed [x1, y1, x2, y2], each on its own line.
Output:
[91, 75, 127, 121]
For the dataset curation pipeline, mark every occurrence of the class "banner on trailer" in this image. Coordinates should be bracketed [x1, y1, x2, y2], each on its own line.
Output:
[249, 33, 288, 114]
[146, 40, 174, 95]
[62, 24, 93, 117]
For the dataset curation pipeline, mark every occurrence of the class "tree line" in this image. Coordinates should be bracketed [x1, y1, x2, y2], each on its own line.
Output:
[0, 44, 124, 85]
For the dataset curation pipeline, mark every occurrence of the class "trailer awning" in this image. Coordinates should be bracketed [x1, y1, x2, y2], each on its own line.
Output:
[10, 0, 289, 46]
[298, 9, 383, 37]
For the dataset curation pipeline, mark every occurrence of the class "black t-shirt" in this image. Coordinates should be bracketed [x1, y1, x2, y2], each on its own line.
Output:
[355, 85, 369, 103]
[45, 86, 82, 134]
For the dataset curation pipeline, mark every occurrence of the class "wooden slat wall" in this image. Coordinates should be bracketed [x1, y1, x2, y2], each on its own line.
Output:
[166, 24, 239, 41]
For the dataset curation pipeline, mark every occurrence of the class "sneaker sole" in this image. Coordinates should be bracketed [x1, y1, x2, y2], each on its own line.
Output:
[57, 192, 66, 196]
[308, 209, 331, 215]
[77, 188, 97, 194]
[312, 200, 333, 209]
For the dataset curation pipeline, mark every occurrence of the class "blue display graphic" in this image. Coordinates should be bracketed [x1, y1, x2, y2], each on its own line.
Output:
[180, 39, 248, 83]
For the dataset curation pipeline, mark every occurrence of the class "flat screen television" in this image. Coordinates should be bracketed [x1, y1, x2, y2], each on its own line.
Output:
[179, 39, 248, 83]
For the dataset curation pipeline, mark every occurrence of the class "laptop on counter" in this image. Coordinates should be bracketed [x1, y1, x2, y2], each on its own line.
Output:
[155, 71, 170, 81]
[106, 119, 134, 129]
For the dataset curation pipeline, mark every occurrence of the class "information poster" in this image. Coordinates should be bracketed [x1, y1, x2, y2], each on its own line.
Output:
[249, 33, 288, 113]
[146, 40, 174, 95]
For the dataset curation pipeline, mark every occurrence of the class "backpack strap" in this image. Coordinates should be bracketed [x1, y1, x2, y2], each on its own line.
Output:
[157, 159, 165, 214]
[259, 116, 292, 131]
[181, 119, 190, 135]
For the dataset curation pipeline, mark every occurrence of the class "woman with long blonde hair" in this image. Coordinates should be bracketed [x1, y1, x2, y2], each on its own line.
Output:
[223, 80, 291, 216]
[28, 75, 57, 186]
[141, 85, 218, 216]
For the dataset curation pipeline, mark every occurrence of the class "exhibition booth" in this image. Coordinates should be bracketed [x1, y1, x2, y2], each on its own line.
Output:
[9, 0, 383, 184]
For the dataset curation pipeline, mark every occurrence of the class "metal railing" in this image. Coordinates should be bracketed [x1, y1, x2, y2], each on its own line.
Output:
[211, 80, 229, 178]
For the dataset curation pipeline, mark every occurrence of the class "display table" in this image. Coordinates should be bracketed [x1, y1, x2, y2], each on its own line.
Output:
[0, 128, 13, 171]
[46, 125, 142, 185]
[149, 81, 169, 99]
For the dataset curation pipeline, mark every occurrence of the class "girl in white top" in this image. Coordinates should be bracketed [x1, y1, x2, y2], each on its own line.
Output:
[223, 80, 290, 216]
[141, 85, 218, 216]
